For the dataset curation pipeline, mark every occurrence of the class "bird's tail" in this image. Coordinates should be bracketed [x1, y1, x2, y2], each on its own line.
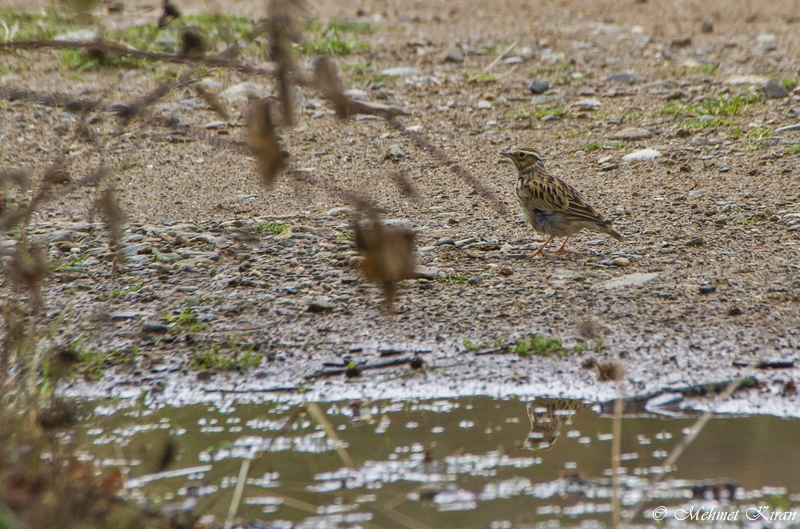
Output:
[601, 224, 625, 241]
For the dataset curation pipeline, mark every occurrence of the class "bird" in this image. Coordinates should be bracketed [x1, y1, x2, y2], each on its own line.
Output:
[500, 147, 624, 257]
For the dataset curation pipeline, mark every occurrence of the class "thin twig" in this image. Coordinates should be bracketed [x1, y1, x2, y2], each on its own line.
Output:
[223, 457, 251, 529]
[0, 39, 277, 76]
[611, 365, 625, 529]
[306, 402, 355, 468]
[480, 40, 518, 76]
[619, 373, 748, 527]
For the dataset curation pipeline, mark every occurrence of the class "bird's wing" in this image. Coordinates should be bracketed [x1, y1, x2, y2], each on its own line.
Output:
[522, 172, 610, 224]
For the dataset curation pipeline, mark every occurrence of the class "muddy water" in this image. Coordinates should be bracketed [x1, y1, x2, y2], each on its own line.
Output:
[73, 397, 800, 528]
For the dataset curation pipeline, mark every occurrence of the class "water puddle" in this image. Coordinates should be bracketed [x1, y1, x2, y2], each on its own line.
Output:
[73, 397, 800, 527]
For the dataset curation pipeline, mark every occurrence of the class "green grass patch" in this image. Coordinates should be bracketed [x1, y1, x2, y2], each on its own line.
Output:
[536, 105, 564, 120]
[73, 345, 139, 381]
[189, 344, 262, 371]
[165, 307, 208, 332]
[298, 21, 370, 56]
[683, 118, 734, 130]
[338, 232, 355, 241]
[503, 108, 531, 120]
[438, 274, 470, 285]
[0, 7, 71, 41]
[781, 76, 798, 90]
[51, 252, 90, 274]
[583, 143, 605, 152]
[257, 221, 288, 234]
[513, 333, 580, 358]
[98, 281, 146, 301]
[786, 144, 800, 156]
[327, 20, 372, 34]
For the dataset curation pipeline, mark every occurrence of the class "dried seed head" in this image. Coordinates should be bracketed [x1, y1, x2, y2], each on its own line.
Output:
[180, 25, 207, 56]
[354, 217, 416, 305]
[193, 83, 230, 121]
[43, 159, 71, 185]
[246, 99, 289, 187]
[158, 0, 181, 28]
[98, 188, 125, 252]
[5, 243, 48, 308]
[313, 56, 349, 119]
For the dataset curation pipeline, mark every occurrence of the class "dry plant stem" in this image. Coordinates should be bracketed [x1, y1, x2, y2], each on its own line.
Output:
[0, 39, 277, 77]
[368, 502, 435, 529]
[306, 402, 356, 468]
[480, 40, 518, 76]
[387, 117, 507, 215]
[223, 456, 251, 529]
[611, 367, 625, 529]
[620, 373, 748, 527]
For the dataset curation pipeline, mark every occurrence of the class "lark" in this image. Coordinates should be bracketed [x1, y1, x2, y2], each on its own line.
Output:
[501, 147, 624, 257]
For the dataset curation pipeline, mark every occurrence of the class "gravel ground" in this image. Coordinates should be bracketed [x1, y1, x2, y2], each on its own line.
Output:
[2, 0, 800, 415]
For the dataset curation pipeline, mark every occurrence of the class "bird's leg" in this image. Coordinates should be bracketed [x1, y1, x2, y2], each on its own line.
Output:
[551, 236, 573, 253]
[527, 236, 555, 258]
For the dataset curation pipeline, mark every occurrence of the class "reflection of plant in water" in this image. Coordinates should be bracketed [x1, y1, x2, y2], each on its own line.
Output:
[521, 398, 588, 452]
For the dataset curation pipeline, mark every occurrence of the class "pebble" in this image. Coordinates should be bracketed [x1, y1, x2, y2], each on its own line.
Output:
[600, 272, 659, 289]
[476, 100, 492, 109]
[604, 73, 642, 84]
[384, 144, 405, 161]
[441, 43, 464, 63]
[381, 67, 422, 77]
[204, 120, 227, 129]
[622, 149, 662, 161]
[573, 98, 601, 110]
[220, 81, 267, 103]
[527, 79, 551, 94]
[691, 136, 709, 146]
[610, 128, 652, 141]
[685, 236, 706, 247]
[698, 284, 716, 294]
[434, 238, 456, 246]
[763, 78, 789, 99]
[701, 19, 714, 33]
[307, 298, 335, 313]
[610, 257, 630, 267]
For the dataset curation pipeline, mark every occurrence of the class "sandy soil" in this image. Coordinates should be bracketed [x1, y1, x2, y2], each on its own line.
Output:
[2, 0, 800, 414]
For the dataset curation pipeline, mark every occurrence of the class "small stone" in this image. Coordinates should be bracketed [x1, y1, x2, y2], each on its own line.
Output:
[326, 207, 354, 217]
[691, 136, 709, 146]
[601, 163, 619, 171]
[764, 78, 789, 99]
[220, 81, 267, 103]
[467, 276, 481, 285]
[685, 236, 705, 247]
[701, 19, 714, 33]
[440, 42, 464, 63]
[671, 37, 692, 48]
[573, 98, 601, 110]
[414, 266, 438, 281]
[142, 321, 170, 333]
[600, 272, 659, 289]
[476, 100, 492, 109]
[308, 298, 335, 313]
[384, 144, 405, 161]
[727, 306, 743, 316]
[204, 120, 227, 129]
[611, 257, 630, 267]
[434, 238, 456, 246]
[756, 32, 777, 52]
[698, 283, 716, 294]
[527, 79, 551, 94]
[380, 66, 422, 77]
[610, 127, 652, 141]
[622, 149, 661, 161]
[604, 73, 642, 84]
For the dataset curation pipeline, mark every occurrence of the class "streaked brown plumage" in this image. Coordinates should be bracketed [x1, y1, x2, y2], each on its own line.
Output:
[500, 147, 624, 257]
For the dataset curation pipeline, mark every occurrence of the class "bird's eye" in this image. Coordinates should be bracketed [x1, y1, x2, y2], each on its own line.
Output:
[518, 152, 526, 158]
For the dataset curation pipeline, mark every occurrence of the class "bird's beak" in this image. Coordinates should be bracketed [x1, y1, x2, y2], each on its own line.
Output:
[499, 150, 513, 159]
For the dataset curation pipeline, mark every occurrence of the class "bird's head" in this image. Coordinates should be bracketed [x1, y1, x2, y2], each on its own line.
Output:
[500, 147, 545, 171]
